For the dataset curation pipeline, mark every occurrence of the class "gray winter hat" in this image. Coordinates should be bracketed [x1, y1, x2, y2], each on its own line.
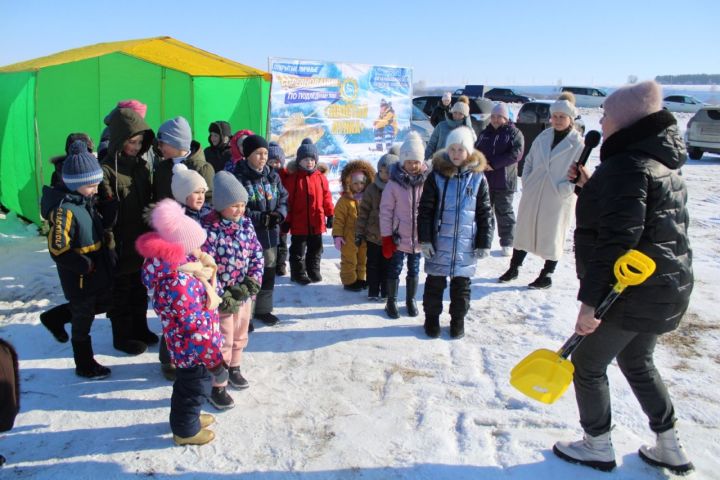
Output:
[377, 145, 400, 171]
[213, 171, 249, 211]
[157, 116, 192, 152]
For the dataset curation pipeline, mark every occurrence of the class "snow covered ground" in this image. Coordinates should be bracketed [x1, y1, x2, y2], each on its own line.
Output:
[1, 109, 719, 479]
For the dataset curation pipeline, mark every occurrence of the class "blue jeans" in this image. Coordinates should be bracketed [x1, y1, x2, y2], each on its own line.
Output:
[388, 251, 420, 279]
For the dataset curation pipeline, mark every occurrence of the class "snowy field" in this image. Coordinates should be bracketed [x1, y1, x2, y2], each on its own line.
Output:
[1, 109, 719, 479]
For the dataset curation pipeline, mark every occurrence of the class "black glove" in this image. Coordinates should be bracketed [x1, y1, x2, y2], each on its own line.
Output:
[354, 234, 365, 247]
[281, 222, 291, 234]
[260, 212, 271, 228]
[326, 216, 334, 229]
[219, 290, 240, 314]
[243, 277, 262, 297]
[209, 363, 229, 384]
[267, 211, 283, 228]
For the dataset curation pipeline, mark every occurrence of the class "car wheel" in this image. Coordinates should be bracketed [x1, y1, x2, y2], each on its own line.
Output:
[688, 147, 703, 160]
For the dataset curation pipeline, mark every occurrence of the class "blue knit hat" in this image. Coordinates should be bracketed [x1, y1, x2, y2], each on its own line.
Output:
[296, 138, 318, 161]
[268, 141, 286, 167]
[213, 171, 249, 211]
[157, 116, 192, 152]
[62, 140, 103, 192]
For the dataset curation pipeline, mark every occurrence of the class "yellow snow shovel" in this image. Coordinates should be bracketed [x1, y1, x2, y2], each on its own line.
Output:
[510, 249, 656, 404]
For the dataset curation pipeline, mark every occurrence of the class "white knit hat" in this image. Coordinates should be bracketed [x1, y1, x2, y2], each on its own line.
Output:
[171, 163, 207, 203]
[399, 131, 425, 163]
[450, 102, 470, 117]
[550, 99, 578, 120]
[445, 126, 475, 154]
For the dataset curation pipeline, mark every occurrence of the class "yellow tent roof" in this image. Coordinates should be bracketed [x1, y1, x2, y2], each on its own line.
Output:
[0, 36, 271, 80]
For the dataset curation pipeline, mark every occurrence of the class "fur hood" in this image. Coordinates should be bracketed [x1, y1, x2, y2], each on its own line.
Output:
[431, 149, 487, 178]
[285, 160, 329, 175]
[135, 232, 186, 268]
[340, 160, 375, 194]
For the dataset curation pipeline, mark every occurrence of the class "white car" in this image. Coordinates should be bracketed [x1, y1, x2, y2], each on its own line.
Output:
[662, 95, 706, 113]
[685, 106, 720, 160]
[560, 86, 607, 108]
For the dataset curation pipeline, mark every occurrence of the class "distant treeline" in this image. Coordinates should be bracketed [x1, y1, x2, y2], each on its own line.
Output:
[655, 74, 720, 85]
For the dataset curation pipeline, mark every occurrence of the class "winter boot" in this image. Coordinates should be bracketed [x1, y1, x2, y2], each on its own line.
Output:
[228, 366, 249, 389]
[209, 386, 235, 410]
[344, 280, 364, 292]
[199, 413, 215, 429]
[424, 316, 441, 338]
[528, 260, 557, 290]
[110, 316, 147, 355]
[173, 429, 215, 446]
[255, 312, 279, 326]
[639, 427, 694, 475]
[553, 431, 616, 472]
[40, 304, 71, 343]
[275, 262, 287, 276]
[131, 315, 159, 345]
[384, 279, 400, 319]
[405, 276, 419, 317]
[72, 338, 111, 380]
[450, 316, 465, 339]
[499, 249, 526, 283]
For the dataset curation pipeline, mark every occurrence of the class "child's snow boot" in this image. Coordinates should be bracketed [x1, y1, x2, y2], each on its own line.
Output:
[173, 429, 215, 446]
[423, 316, 441, 338]
[40, 304, 71, 343]
[450, 316, 465, 339]
[384, 279, 400, 319]
[209, 386, 235, 410]
[405, 276, 419, 317]
[72, 338, 111, 380]
[228, 367, 249, 389]
[553, 431, 616, 472]
[639, 426, 694, 475]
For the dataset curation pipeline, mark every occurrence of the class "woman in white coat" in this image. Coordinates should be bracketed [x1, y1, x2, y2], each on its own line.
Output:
[499, 98, 584, 288]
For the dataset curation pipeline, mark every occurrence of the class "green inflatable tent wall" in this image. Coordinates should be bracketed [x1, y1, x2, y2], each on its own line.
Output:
[0, 36, 271, 224]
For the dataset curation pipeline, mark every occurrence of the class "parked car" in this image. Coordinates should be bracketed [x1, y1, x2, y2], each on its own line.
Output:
[559, 86, 607, 108]
[484, 87, 533, 104]
[410, 105, 433, 144]
[515, 100, 586, 173]
[413, 95, 494, 136]
[662, 95, 707, 113]
[685, 106, 720, 160]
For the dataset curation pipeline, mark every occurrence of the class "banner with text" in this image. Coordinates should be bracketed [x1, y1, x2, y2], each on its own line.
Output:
[269, 58, 413, 192]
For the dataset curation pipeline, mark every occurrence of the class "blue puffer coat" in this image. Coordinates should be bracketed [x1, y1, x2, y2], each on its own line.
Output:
[418, 150, 493, 277]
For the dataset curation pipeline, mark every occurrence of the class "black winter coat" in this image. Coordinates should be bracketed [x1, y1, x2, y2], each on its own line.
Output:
[574, 110, 693, 334]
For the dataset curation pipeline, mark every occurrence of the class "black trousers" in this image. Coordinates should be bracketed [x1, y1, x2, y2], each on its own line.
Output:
[366, 242, 390, 297]
[277, 233, 288, 268]
[69, 292, 111, 342]
[170, 365, 212, 438]
[422, 275, 471, 320]
[489, 189, 516, 248]
[571, 320, 676, 436]
[289, 234, 323, 276]
[255, 247, 277, 315]
[108, 270, 148, 338]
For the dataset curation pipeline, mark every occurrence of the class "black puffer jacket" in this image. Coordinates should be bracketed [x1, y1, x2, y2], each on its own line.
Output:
[574, 110, 693, 334]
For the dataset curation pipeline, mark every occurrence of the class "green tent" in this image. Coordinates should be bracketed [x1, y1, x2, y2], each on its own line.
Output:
[0, 36, 272, 224]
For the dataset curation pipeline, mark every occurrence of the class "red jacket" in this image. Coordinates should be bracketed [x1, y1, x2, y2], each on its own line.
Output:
[283, 162, 334, 235]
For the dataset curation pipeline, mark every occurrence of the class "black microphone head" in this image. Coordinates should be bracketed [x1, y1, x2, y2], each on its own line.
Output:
[585, 130, 601, 148]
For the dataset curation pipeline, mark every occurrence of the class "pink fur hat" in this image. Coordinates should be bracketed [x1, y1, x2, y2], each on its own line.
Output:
[603, 80, 663, 130]
[150, 199, 207, 254]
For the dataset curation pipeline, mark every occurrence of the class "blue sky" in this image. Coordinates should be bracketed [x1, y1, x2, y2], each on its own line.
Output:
[1, 0, 718, 87]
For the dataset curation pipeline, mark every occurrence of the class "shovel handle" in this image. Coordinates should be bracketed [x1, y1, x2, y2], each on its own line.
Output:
[558, 250, 657, 359]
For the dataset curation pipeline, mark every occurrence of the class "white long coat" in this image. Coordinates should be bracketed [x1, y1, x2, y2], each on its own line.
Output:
[514, 127, 584, 261]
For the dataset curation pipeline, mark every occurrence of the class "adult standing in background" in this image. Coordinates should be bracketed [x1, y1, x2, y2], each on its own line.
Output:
[425, 102, 474, 160]
[498, 98, 583, 289]
[553, 80, 694, 475]
[430, 92, 452, 127]
[475, 102, 524, 256]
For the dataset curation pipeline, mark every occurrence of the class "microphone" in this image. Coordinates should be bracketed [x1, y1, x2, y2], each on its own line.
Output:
[572, 130, 601, 183]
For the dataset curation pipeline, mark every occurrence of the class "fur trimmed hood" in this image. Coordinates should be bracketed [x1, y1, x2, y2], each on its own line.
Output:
[135, 232, 187, 268]
[340, 160, 375, 194]
[431, 149, 487, 178]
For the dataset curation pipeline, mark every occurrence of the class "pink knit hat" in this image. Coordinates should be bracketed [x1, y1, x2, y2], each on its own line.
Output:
[150, 199, 207, 254]
[116, 99, 147, 119]
[603, 80, 663, 130]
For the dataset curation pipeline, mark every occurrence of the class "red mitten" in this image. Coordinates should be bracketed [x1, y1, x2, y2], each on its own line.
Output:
[381, 236, 397, 259]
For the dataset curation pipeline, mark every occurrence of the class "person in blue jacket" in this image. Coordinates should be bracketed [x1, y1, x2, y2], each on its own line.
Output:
[417, 126, 493, 339]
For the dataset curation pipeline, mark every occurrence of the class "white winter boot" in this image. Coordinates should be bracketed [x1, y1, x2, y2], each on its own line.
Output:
[553, 431, 616, 472]
[639, 427, 694, 475]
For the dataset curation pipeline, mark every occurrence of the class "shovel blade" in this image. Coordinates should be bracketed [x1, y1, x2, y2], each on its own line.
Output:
[510, 348, 575, 404]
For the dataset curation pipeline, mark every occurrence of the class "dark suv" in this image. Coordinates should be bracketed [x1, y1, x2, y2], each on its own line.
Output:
[412, 95, 494, 135]
[484, 88, 533, 104]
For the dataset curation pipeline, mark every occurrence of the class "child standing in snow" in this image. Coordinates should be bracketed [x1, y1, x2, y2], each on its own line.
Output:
[379, 132, 429, 319]
[356, 148, 400, 300]
[284, 138, 334, 285]
[418, 126, 493, 339]
[267, 142, 289, 277]
[42, 140, 116, 378]
[136, 199, 227, 446]
[332, 160, 375, 291]
[201, 172, 264, 410]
